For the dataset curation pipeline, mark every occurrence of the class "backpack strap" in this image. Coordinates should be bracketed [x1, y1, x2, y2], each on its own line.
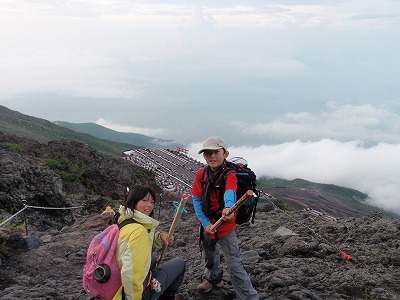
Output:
[118, 218, 137, 229]
[215, 164, 235, 210]
[118, 218, 150, 233]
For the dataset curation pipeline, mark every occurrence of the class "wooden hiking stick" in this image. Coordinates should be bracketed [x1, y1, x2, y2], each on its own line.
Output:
[209, 190, 254, 232]
[156, 193, 189, 267]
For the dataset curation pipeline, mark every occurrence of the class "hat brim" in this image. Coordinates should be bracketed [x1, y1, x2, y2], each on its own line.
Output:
[198, 146, 224, 154]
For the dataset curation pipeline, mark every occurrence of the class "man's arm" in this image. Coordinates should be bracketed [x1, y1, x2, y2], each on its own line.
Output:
[192, 195, 212, 228]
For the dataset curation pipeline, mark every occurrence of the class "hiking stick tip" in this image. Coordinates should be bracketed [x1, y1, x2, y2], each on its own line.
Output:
[246, 190, 254, 198]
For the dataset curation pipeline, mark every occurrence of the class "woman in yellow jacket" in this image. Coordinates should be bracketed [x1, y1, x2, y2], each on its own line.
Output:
[112, 185, 185, 300]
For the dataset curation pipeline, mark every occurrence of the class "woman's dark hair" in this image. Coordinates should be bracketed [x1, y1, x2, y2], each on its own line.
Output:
[124, 185, 156, 217]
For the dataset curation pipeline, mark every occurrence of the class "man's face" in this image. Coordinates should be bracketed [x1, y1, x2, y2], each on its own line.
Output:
[203, 149, 229, 171]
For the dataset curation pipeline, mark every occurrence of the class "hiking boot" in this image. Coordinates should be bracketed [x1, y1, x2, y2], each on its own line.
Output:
[197, 278, 223, 293]
[174, 294, 184, 300]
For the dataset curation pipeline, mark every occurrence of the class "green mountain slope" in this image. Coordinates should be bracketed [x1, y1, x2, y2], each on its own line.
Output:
[0, 105, 138, 157]
[53, 121, 181, 150]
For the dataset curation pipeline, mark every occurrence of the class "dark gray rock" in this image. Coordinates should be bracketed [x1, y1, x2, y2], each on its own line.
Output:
[25, 235, 42, 250]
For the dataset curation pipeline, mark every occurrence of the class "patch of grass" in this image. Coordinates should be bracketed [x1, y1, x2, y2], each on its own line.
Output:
[274, 198, 293, 211]
[0, 142, 23, 154]
[46, 157, 87, 182]
[105, 196, 115, 205]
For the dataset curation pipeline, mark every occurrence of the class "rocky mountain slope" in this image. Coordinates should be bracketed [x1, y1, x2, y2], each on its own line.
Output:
[1, 132, 399, 300]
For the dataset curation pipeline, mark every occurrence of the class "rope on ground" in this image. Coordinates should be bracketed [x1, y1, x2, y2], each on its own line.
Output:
[0, 204, 84, 227]
[0, 207, 28, 227]
[25, 205, 84, 210]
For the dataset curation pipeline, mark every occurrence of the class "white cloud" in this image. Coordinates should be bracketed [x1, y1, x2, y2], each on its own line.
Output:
[0, 50, 145, 99]
[188, 139, 400, 215]
[96, 118, 164, 137]
[1, 1, 398, 102]
[231, 103, 400, 144]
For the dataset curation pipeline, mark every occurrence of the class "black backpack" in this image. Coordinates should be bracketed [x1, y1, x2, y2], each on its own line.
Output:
[201, 158, 259, 224]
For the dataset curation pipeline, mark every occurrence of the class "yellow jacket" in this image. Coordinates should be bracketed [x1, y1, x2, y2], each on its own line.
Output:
[112, 205, 164, 300]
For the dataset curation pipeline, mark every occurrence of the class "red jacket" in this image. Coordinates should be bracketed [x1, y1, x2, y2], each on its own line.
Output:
[192, 164, 237, 238]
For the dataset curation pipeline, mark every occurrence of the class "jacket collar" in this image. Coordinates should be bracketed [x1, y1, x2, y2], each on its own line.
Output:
[118, 205, 159, 231]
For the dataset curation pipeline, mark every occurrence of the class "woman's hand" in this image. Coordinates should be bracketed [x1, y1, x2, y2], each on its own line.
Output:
[160, 232, 174, 246]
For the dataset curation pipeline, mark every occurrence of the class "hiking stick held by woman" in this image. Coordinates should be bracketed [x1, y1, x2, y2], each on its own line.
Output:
[156, 193, 189, 267]
[210, 190, 254, 232]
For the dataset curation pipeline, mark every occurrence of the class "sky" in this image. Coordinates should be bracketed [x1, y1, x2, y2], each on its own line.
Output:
[1, 1, 400, 215]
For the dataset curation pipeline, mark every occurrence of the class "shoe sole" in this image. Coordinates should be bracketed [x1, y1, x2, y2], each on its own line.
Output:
[197, 282, 223, 294]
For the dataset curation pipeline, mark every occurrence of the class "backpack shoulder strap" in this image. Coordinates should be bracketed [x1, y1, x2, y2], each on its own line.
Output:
[218, 162, 236, 188]
[223, 161, 241, 177]
[118, 218, 137, 229]
[118, 218, 150, 233]
[213, 163, 235, 209]
[200, 166, 208, 186]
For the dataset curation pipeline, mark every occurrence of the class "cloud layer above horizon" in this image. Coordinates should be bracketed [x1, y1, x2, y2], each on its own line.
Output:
[188, 139, 400, 216]
[1, 0, 399, 147]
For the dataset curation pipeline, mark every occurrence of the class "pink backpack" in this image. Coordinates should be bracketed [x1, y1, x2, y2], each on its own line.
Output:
[83, 219, 137, 300]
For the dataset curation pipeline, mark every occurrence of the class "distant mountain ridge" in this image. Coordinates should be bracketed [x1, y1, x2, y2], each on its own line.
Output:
[53, 121, 182, 150]
[0, 105, 141, 157]
[0, 105, 184, 157]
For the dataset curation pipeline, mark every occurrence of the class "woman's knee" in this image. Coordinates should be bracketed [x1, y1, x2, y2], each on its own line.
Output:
[173, 257, 186, 273]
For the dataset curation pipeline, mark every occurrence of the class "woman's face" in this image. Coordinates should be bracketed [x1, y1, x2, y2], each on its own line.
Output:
[135, 192, 155, 216]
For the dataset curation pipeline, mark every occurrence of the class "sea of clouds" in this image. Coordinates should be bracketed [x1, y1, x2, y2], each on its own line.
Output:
[188, 139, 400, 216]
